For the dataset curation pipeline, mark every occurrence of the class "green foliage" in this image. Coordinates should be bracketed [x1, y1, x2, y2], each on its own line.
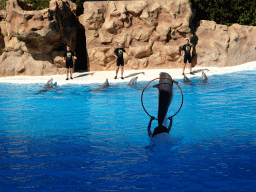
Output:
[23, 0, 84, 11]
[70, 0, 85, 15]
[0, 0, 7, 10]
[191, 0, 256, 26]
[70, 0, 84, 9]
[24, 0, 50, 10]
[23, 0, 85, 13]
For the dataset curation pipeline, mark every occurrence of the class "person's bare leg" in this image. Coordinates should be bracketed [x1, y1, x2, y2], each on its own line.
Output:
[66, 68, 69, 79]
[115, 66, 119, 77]
[182, 63, 186, 74]
[189, 63, 192, 73]
[70, 68, 73, 79]
[121, 66, 124, 78]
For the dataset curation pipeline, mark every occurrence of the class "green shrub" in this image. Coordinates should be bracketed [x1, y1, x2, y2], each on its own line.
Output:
[0, 0, 7, 10]
[70, 0, 84, 9]
[24, 0, 50, 10]
[191, 0, 256, 26]
[22, 0, 85, 12]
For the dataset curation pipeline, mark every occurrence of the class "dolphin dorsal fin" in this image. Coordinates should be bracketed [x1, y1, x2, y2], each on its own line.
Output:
[128, 77, 138, 85]
[184, 75, 190, 82]
[105, 79, 109, 86]
[202, 72, 208, 80]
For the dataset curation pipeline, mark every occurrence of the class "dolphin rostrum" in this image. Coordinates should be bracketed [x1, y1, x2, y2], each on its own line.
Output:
[153, 72, 174, 126]
[91, 79, 109, 91]
[128, 76, 138, 87]
[201, 71, 208, 81]
[37, 78, 57, 94]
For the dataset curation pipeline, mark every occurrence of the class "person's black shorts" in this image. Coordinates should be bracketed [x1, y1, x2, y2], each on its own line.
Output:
[66, 61, 73, 69]
[184, 54, 192, 63]
[117, 59, 124, 67]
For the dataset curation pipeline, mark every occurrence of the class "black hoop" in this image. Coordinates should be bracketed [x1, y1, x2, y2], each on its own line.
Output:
[141, 77, 184, 119]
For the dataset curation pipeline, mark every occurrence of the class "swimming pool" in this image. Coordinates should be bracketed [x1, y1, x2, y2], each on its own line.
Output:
[0, 70, 256, 191]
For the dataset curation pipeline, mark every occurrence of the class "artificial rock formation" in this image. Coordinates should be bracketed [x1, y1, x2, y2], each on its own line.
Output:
[196, 20, 256, 67]
[79, 0, 193, 71]
[79, 0, 256, 71]
[1, 0, 256, 77]
[0, 0, 80, 76]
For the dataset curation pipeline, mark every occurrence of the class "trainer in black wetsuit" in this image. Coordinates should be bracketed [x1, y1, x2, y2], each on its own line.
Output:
[113, 43, 129, 80]
[181, 39, 194, 75]
[63, 45, 77, 80]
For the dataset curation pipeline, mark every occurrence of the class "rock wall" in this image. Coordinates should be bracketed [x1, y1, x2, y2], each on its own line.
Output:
[79, 0, 194, 71]
[196, 20, 256, 67]
[0, 0, 81, 76]
[0, 10, 7, 56]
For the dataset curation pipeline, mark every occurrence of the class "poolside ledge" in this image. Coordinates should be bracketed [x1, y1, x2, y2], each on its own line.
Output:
[0, 62, 256, 85]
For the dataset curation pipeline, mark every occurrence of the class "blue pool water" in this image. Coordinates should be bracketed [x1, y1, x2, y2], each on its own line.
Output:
[0, 70, 256, 191]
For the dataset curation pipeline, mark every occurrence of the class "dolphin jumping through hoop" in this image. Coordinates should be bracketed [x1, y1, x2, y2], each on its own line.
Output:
[147, 72, 174, 137]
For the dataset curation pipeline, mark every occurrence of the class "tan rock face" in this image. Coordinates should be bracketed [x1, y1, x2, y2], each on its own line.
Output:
[2, 0, 256, 76]
[129, 45, 152, 58]
[0, 10, 7, 55]
[79, 0, 193, 71]
[196, 20, 256, 67]
[0, 52, 57, 76]
[0, 0, 81, 77]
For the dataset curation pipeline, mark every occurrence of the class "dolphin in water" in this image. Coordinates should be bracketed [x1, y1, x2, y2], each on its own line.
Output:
[91, 79, 109, 91]
[128, 76, 138, 87]
[183, 74, 193, 85]
[200, 71, 208, 82]
[153, 72, 174, 126]
[36, 78, 57, 94]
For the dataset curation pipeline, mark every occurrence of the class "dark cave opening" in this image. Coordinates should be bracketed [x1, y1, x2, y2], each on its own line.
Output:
[74, 25, 88, 71]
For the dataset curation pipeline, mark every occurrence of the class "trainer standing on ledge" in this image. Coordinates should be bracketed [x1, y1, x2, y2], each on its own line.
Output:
[113, 43, 129, 79]
[181, 39, 194, 75]
[63, 45, 77, 80]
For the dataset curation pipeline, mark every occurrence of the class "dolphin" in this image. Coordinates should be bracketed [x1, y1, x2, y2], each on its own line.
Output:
[183, 74, 193, 85]
[153, 72, 174, 126]
[36, 78, 57, 94]
[91, 79, 109, 91]
[128, 76, 138, 87]
[200, 71, 208, 81]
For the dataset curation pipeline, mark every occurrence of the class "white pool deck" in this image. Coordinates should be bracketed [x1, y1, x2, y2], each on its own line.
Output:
[0, 62, 255, 85]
